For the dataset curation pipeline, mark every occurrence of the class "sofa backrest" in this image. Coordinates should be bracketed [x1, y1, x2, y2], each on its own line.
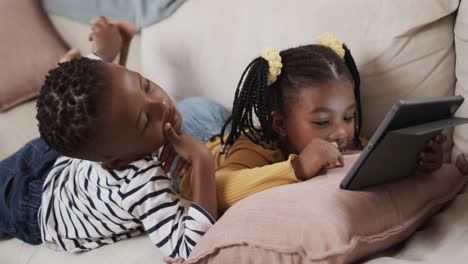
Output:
[140, 0, 459, 157]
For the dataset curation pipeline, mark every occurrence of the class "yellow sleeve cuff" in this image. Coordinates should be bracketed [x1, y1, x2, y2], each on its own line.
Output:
[287, 154, 301, 181]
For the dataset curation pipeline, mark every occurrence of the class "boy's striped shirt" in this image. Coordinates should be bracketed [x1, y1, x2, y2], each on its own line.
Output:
[38, 154, 214, 259]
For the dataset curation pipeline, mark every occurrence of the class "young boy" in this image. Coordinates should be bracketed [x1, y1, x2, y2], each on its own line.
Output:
[0, 17, 217, 259]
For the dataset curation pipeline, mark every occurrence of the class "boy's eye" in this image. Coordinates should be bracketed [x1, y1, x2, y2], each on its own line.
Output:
[143, 113, 151, 131]
[312, 120, 329, 127]
[144, 79, 152, 94]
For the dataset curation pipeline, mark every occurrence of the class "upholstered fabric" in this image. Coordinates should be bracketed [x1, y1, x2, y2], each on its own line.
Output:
[141, 0, 458, 158]
[453, 0, 468, 161]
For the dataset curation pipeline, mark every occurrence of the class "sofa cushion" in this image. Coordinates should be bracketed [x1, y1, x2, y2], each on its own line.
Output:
[0, 0, 68, 112]
[0, 235, 164, 264]
[141, 0, 459, 158]
[183, 154, 467, 264]
[453, 0, 468, 161]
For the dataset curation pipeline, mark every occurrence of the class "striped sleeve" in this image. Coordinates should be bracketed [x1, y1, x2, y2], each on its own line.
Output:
[119, 166, 215, 259]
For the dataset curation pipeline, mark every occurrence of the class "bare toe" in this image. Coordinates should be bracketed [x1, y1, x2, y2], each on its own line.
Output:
[455, 153, 468, 174]
[59, 49, 81, 63]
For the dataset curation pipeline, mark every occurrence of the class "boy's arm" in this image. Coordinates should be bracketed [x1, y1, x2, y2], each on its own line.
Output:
[119, 164, 215, 259]
[160, 123, 217, 220]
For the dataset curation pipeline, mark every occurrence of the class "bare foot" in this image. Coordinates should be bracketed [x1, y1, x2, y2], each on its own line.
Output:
[112, 20, 136, 66]
[89, 17, 136, 66]
[455, 153, 468, 174]
[58, 49, 81, 63]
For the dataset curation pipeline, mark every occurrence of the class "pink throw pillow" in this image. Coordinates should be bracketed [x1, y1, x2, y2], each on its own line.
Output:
[0, 0, 68, 112]
[185, 153, 467, 264]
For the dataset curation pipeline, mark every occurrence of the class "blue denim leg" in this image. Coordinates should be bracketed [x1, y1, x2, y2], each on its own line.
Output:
[177, 97, 231, 142]
[169, 97, 231, 192]
[0, 138, 60, 244]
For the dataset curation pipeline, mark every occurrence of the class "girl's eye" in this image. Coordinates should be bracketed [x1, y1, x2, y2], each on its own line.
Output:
[344, 116, 355, 123]
[312, 121, 329, 127]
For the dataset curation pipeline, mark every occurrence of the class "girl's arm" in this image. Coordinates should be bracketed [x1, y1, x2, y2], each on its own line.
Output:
[213, 136, 300, 212]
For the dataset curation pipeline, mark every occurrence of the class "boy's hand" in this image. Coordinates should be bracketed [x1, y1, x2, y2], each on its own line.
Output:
[417, 133, 446, 173]
[162, 122, 217, 220]
[160, 123, 211, 177]
[292, 138, 344, 181]
[89, 17, 122, 62]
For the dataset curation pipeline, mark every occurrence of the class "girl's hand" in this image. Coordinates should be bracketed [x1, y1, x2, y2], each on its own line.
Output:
[292, 138, 344, 181]
[417, 133, 446, 173]
[160, 123, 210, 177]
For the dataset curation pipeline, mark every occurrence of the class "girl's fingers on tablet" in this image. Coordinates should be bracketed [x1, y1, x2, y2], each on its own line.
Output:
[417, 161, 441, 173]
[419, 152, 440, 163]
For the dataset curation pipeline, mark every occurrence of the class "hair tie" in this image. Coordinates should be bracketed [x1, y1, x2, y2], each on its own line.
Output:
[316, 32, 345, 59]
[259, 48, 283, 85]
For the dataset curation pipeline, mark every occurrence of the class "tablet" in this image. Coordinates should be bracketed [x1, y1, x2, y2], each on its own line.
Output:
[340, 95, 468, 190]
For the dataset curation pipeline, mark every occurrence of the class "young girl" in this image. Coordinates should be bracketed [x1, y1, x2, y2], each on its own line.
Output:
[171, 33, 465, 214]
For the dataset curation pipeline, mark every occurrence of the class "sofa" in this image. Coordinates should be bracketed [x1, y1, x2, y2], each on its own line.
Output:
[2, 0, 468, 263]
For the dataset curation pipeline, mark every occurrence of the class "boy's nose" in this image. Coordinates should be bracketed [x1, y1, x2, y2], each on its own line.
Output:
[147, 99, 169, 119]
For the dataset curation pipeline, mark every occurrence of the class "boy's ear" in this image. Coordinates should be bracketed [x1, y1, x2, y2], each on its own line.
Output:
[101, 157, 130, 170]
[271, 111, 287, 138]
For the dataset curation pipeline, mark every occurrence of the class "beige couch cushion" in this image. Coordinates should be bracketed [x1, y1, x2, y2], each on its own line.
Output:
[453, 0, 468, 160]
[0, 235, 164, 264]
[141, 0, 458, 155]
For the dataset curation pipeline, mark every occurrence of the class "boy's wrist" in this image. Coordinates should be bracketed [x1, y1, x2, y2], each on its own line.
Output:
[192, 150, 215, 170]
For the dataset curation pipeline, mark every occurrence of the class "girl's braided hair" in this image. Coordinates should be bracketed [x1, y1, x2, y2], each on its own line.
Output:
[220, 44, 362, 153]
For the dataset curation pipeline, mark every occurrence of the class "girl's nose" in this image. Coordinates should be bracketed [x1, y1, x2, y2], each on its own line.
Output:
[328, 124, 347, 146]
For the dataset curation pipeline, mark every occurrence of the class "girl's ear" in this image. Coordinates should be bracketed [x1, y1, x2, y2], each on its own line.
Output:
[271, 111, 287, 138]
[101, 157, 130, 170]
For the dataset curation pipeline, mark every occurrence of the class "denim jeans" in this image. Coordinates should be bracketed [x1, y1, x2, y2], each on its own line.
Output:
[170, 97, 231, 191]
[0, 138, 60, 244]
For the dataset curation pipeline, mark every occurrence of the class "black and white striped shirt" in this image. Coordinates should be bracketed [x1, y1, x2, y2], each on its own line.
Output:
[38, 154, 215, 258]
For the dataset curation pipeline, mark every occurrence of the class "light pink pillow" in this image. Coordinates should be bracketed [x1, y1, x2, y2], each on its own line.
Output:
[0, 0, 68, 112]
[185, 154, 467, 264]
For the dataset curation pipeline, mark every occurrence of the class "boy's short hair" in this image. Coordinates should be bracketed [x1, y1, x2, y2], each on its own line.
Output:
[36, 57, 106, 158]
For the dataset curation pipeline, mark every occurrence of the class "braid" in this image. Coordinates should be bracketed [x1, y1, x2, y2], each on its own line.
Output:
[36, 57, 106, 157]
[343, 44, 363, 149]
[221, 58, 274, 153]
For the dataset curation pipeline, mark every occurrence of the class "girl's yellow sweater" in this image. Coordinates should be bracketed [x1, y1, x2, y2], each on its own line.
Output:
[179, 135, 299, 213]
